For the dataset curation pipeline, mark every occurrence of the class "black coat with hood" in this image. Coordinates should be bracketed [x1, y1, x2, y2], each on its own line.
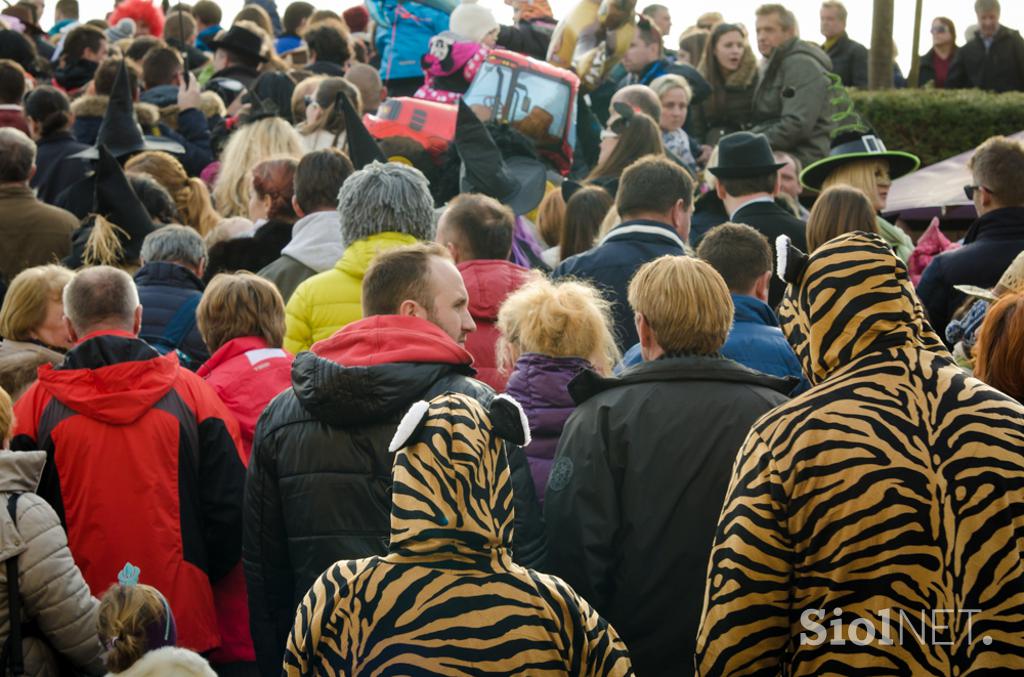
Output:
[543, 355, 792, 677]
[243, 315, 547, 677]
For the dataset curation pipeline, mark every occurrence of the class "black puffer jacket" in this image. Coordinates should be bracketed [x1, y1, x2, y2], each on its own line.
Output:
[544, 355, 792, 677]
[243, 315, 546, 677]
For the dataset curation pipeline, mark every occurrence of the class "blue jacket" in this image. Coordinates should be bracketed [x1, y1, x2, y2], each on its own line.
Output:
[552, 219, 687, 350]
[619, 294, 809, 394]
[368, 0, 452, 81]
[134, 261, 210, 369]
[196, 25, 222, 52]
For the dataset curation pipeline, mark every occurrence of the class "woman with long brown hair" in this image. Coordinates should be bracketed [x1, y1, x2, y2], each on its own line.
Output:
[587, 106, 664, 198]
[693, 22, 757, 146]
[560, 185, 614, 261]
[126, 151, 222, 236]
[805, 185, 879, 252]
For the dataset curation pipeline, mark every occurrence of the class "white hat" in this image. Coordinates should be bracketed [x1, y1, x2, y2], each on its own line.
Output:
[450, 0, 498, 44]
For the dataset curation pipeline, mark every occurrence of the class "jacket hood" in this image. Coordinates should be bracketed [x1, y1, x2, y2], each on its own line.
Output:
[459, 259, 531, 322]
[0, 450, 46, 494]
[70, 95, 162, 129]
[140, 84, 181, 109]
[776, 232, 950, 385]
[570, 353, 795, 404]
[291, 316, 474, 427]
[774, 36, 832, 70]
[732, 293, 780, 327]
[39, 332, 180, 425]
[134, 260, 205, 291]
[387, 392, 519, 562]
[334, 231, 420, 279]
[107, 645, 216, 676]
[279, 210, 344, 273]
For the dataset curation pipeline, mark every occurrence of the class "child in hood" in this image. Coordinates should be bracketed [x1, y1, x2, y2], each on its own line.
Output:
[414, 0, 497, 104]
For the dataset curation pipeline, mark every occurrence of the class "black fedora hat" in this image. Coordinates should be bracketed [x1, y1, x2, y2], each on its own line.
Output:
[207, 25, 268, 63]
[454, 99, 546, 216]
[708, 131, 786, 179]
[337, 89, 386, 169]
[72, 59, 184, 160]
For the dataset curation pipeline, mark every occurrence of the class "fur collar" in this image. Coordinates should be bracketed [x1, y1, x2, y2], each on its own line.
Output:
[71, 95, 161, 127]
[105, 646, 216, 676]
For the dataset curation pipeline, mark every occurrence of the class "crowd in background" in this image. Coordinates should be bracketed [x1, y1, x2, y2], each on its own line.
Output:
[1, 0, 1024, 674]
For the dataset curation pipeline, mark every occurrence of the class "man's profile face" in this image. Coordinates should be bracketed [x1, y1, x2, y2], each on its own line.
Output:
[650, 8, 671, 39]
[423, 257, 476, 346]
[778, 158, 801, 199]
[622, 35, 658, 74]
[756, 13, 790, 57]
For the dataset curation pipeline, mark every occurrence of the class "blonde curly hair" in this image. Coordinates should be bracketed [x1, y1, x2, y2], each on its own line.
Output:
[212, 116, 304, 218]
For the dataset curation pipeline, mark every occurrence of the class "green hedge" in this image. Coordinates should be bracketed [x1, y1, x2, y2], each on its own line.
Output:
[848, 88, 1024, 167]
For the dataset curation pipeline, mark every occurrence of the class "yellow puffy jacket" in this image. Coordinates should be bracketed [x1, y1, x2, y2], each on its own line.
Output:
[284, 232, 419, 354]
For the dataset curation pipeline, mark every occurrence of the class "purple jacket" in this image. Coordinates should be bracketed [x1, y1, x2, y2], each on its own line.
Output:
[505, 353, 592, 504]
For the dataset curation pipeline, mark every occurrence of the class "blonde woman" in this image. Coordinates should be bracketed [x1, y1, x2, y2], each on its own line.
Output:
[497, 277, 619, 504]
[0, 265, 74, 397]
[212, 116, 304, 217]
[126, 151, 222, 236]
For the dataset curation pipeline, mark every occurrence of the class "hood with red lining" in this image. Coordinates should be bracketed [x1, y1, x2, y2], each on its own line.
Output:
[458, 259, 531, 322]
[38, 332, 180, 425]
[292, 315, 477, 427]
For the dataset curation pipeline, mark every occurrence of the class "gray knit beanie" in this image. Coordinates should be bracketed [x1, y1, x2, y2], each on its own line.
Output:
[337, 161, 435, 246]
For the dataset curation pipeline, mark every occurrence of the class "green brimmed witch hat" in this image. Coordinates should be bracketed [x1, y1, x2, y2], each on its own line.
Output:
[800, 74, 920, 191]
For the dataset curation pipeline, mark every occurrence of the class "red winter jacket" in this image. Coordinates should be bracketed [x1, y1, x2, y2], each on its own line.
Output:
[11, 331, 246, 654]
[458, 259, 531, 391]
[197, 336, 293, 665]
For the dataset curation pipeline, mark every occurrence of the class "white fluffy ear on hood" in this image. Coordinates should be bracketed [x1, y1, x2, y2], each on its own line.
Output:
[388, 400, 431, 453]
[490, 394, 531, 447]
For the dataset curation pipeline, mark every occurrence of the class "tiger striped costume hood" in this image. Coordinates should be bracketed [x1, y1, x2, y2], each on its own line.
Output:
[776, 231, 950, 385]
[696, 232, 1024, 675]
[284, 392, 634, 675]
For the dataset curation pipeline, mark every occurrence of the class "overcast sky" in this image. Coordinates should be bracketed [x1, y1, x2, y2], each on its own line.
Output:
[70, 0, 1024, 73]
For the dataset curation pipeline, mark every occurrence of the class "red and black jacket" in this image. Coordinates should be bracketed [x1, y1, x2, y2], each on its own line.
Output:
[11, 331, 246, 654]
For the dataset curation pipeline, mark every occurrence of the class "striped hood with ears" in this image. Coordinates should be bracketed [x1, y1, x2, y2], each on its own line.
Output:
[386, 392, 530, 563]
[776, 231, 950, 385]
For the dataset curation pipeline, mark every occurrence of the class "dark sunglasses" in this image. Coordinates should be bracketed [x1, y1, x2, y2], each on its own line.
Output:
[931, 25, 949, 34]
[964, 184, 991, 200]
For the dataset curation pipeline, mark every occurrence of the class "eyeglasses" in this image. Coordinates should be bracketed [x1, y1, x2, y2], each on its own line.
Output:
[600, 128, 619, 141]
[964, 184, 992, 200]
[931, 25, 949, 34]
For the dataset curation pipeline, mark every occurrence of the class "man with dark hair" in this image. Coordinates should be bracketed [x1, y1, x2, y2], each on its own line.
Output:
[304, 19, 351, 76]
[11, 265, 246, 656]
[436, 193, 530, 390]
[245, 241, 546, 675]
[140, 46, 183, 106]
[948, 0, 1024, 92]
[820, 1, 867, 87]
[751, 3, 833, 166]
[277, 0, 314, 54]
[709, 131, 807, 307]
[55, 24, 107, 93]
[125, 34, 165, 63]
[192, 0, 222, 52]
[164, 10, 210, 71]
[0, 59, 28, 134]
[260, 147, 354, 301]
[0, 128, 78, 284]
[553, 155, 693, 349]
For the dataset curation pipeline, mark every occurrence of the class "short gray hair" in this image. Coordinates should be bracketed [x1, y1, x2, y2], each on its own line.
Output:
[821, 1, 847, 22]
[63, 266, 139, 334]
[338, 161, 435, 246]
[0, 128, 36, 183]
[141, 225, 207, 267]
[975, 0, 1000, 14]
[756, 4, 798, 33]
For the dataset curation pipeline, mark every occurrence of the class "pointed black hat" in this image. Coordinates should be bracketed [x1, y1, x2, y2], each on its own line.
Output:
[84, 144, 158, 264]
[72, 60, 184, 160]
[338, 90, 386, 169]
[454, 99, 546, 216]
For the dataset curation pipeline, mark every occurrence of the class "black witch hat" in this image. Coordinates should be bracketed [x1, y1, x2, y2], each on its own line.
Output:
[454, 99, 546, 216]
[79, 145, 158, 266]
[337, 90, 386, 169]
[72, 60, 185, 160]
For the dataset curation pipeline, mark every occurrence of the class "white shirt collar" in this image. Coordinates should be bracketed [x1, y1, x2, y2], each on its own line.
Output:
[729, 196, 775, 221]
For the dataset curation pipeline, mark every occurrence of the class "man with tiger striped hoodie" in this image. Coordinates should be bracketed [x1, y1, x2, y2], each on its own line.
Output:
[696, 232, 1024, 675]
[284, 392, 633, 675]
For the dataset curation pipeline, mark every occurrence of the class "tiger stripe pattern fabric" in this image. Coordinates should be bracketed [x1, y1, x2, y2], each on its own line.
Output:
[696, 232, 1024, 675]
[284, 392, 634, 676]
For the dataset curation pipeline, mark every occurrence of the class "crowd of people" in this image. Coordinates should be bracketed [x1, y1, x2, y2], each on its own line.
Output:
[1, 0, 1024, 674]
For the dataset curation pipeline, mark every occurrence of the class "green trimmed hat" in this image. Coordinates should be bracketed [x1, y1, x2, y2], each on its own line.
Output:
[800, 132, 920, 192]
